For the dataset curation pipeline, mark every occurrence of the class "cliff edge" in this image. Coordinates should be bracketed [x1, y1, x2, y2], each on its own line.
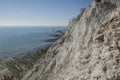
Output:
[22, 0, 120, 80]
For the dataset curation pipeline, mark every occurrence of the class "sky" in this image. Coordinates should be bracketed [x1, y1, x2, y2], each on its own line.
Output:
[0, 0, 92, 27]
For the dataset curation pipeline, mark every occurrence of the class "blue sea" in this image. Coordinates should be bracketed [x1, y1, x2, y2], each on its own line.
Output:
[0, 26, 65, 58]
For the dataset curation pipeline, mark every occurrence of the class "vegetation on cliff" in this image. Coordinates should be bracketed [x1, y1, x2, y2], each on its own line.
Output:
[0, 45, 49, 80]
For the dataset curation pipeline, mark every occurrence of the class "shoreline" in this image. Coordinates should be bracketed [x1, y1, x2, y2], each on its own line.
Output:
[0, 43, 51, 60]
[0, 42, 51, 80]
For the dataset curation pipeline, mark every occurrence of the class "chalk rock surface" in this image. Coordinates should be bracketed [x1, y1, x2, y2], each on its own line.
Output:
[22, 0, 120, 80]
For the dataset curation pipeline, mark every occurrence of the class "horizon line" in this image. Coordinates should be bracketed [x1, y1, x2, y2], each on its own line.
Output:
[0, 26, 67, 27]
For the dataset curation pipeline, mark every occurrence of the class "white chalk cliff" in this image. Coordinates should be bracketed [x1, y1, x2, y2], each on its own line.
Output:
[22, 0, 120, 80]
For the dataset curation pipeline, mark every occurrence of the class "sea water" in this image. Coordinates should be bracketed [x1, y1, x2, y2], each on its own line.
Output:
[0, 26, 65, 58]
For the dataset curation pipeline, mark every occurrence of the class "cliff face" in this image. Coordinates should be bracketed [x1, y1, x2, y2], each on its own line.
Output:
[22, 0, 120, 80]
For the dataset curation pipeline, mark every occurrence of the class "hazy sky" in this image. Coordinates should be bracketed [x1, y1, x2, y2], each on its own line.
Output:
[0, 0, 92, 26]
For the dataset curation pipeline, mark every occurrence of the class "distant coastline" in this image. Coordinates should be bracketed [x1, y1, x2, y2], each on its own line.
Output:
[0, 26, 65, 59]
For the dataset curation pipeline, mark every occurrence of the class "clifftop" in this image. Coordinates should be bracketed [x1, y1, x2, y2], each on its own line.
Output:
[22, 0, 120, 80]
